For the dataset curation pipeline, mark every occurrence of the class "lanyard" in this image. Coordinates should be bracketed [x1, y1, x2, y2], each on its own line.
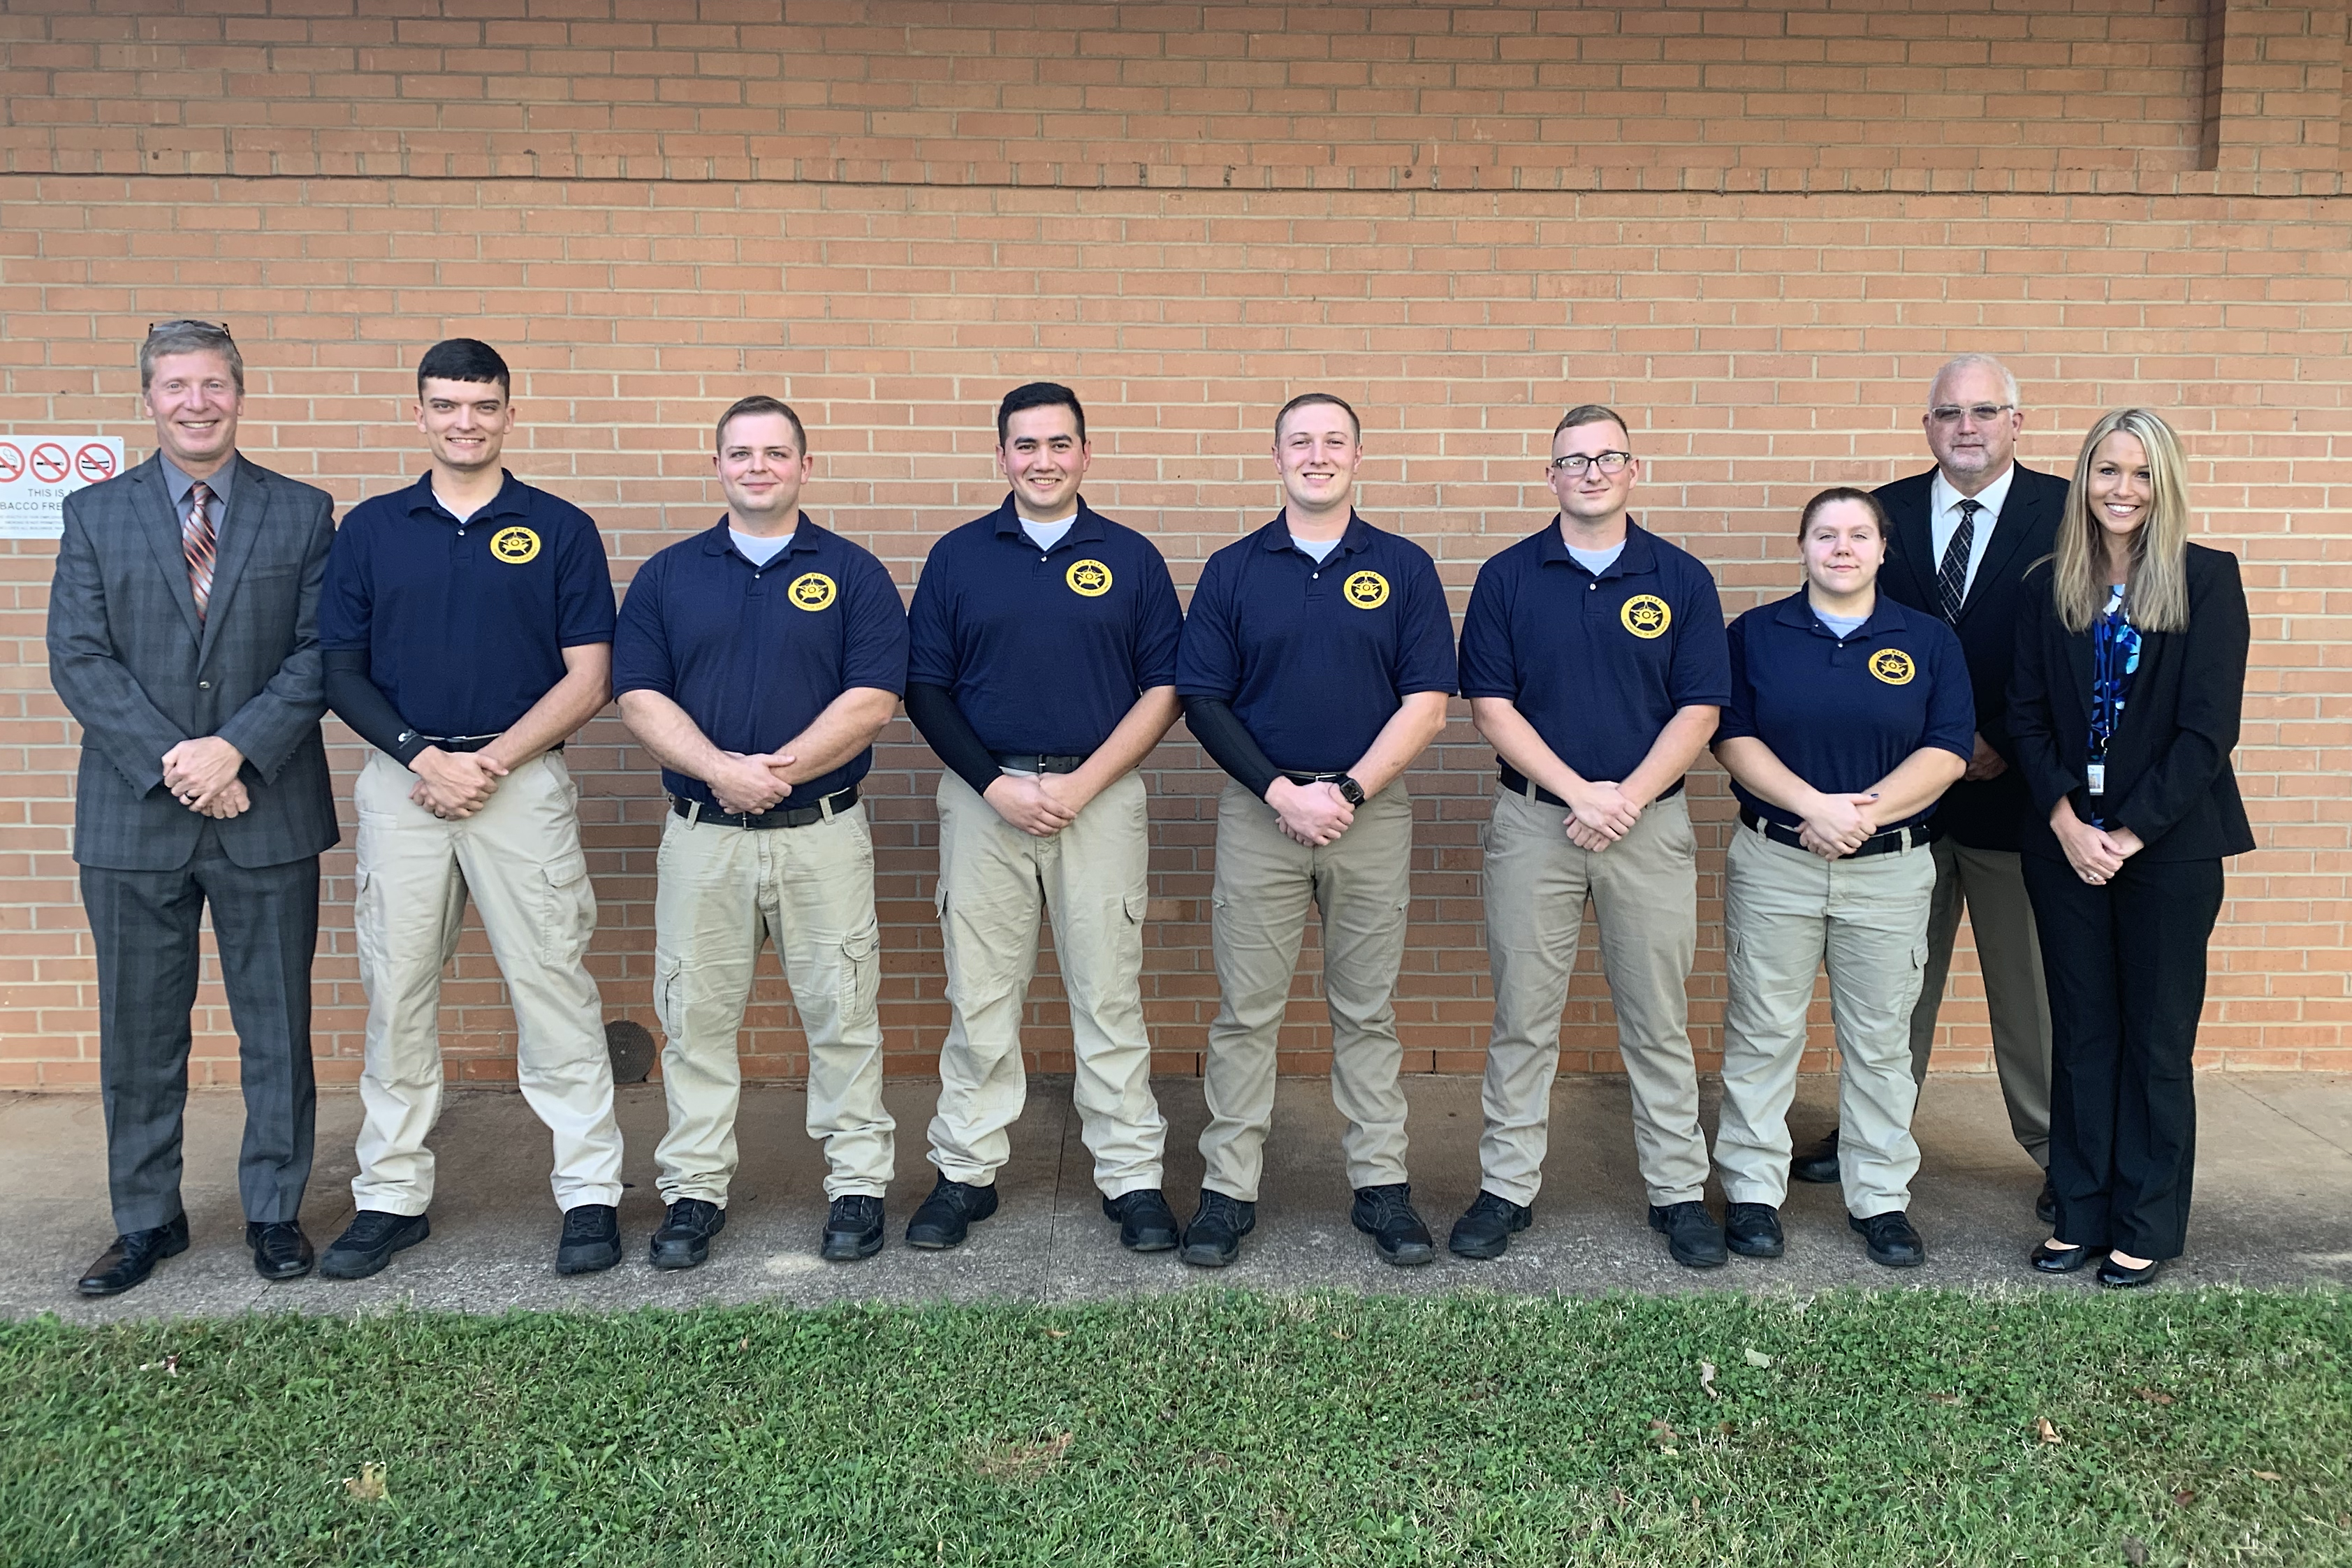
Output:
[2086, 588, 2135, 796]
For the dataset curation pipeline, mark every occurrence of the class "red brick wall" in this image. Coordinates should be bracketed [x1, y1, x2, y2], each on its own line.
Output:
[2, 3, 2346, 1090]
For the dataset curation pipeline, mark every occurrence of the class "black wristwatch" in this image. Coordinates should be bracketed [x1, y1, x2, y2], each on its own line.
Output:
[1334, 775, 1367, 806]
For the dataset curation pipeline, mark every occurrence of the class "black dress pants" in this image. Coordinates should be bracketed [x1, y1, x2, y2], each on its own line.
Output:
[2021, 851, 2223, 1260]
[80, 822, 320, 1235]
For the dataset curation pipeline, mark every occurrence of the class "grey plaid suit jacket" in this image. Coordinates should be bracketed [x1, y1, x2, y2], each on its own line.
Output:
[48, 452, 339, 871]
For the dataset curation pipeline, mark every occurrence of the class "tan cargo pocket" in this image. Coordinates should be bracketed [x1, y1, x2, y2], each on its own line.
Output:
[652, 949, 684, 1042]
[932, 880, 949, 921]
[841, 925, 882, 1018]
[1123, 891, 1148, 924]
[539, 850, 597, 966]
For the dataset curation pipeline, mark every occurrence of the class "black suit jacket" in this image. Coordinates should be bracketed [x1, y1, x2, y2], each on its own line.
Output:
[1876, 463, 2067, 851]
[47, 452, 339, 871]
[2007, 543, 2254, 864]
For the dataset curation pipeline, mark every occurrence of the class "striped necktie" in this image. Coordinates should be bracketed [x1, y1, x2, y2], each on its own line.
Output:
[1937, 497, 1980, 623]
[182, 481, 217, 622]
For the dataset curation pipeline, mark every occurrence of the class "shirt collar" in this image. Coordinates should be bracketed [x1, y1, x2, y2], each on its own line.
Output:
[1771, 587, 1919, 641]
[1930, 462, 2015, 524]
[404, 468, 527, 526]
[1536, 516, 1656, 580]
[159, 453, 233, 511]
[702, 511, 824, 560]
[990, 493, 1108, 549]
[1264, 510, 1373, 559]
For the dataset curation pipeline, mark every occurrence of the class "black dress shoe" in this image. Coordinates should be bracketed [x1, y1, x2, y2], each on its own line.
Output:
[650, 1199, 726, 1270]
[2036, 1177, 2058, 1229]
[1724, 1202, 1784, 1259]
[821, 1195, 886, 1261]
[1790, 1129, 1841, 1185]
[2029, 1238, 2102, 1274]
[245, 1220, 314, 1280]
[1178, 1191, 1255, 1268]
[1849, 1210, 1927, 1268]
[905, 1175, 998, 1250]
[1447, 1191, 1532, 1260]
[2097, 1254, 2163, 1289]
[556, 1203, 622, 1275]
[1102, 1189, 1181, 1252]
[320, 1210, 431, 1280]
[1648, 1201, 1729, 1268]
[1351, 1184, 1436, 1267]
[76, 1213, 190, 1297]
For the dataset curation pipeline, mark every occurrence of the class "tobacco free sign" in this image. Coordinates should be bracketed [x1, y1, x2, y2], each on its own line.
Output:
[0, 435, 124, 538]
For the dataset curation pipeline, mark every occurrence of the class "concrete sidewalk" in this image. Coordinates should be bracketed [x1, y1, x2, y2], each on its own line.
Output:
[5, 1072, 2349, 1323]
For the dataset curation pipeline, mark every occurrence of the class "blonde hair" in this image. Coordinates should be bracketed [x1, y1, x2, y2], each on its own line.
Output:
[2052, 408, 2192, 634]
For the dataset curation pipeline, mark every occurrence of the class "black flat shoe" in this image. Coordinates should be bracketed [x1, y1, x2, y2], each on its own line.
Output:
[905, 1175, 999, 1250]
[76, 1213, 190, 1297]
[820, 1195, 885, 1261]
[2098, 1254, 2163, 1289]
[1790, 1129, 1841, 1185]
[320, 1210, 430, 1280]
[2028, 1238, 2102, 1274]
[246, 1220, 314, 1281]
[650, 1198, 726, 1270]
[1447, 1191, 1533, 1260]
[1102, 1189, 1181, 1252]
[1351, 1184, 1436, 1267]
[1723, 1202, 1784, 1259]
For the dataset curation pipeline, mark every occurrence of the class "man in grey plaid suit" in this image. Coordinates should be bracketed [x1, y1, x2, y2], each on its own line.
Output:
[47, 320, 339, 1296]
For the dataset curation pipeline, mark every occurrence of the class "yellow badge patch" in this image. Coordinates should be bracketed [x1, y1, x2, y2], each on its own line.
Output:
[1869, 648, 1917, 685]
[1343, 570, 1390, 609]
[1621, 594, 1671, 639]
[1066, 559, 1113, 597]
[489, 526, 540, 564]
[787, 572, 837, 611]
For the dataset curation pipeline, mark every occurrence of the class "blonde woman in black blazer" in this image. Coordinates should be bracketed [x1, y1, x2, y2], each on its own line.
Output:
[2007, 408, 2253, 1288]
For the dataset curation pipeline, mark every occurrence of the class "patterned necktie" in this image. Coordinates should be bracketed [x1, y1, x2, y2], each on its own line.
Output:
[182, 480, 217, 622]
[1937, 496, 1980, 623]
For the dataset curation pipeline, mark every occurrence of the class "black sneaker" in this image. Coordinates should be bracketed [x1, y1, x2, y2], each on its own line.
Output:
[1351, 1184, 1436, 1268]
[821, 1195, 886, 1261]
[1102, 1188, 1181, 1252]
[905, 1174, 998, 1250]
[319, 1210, 430, 1281]
[1791, 1128, 1841, 1185]
[1849, 1209, 1926, 1268]
[1723, 1202, 1784, 1259]
[1447, 1191, 1532, 1260]
[650, 1198, 725, 1270]
[1648, 1201, 1729, 1268]
[556, 1203, 622, 1275]
[1178, 1191, 1255, 1268]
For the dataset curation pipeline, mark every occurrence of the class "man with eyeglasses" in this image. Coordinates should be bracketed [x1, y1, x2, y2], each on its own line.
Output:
[1449, 404, 1732, 1267]
[51, 320, 339, 1295]
[1790, 354, 2068, 1227]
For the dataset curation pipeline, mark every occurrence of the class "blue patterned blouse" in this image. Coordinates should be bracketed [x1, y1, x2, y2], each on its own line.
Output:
[2087, 585, 2141, 826]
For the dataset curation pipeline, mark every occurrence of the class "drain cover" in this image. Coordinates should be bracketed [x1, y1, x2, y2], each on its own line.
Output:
[605, 1019, 657, 1084]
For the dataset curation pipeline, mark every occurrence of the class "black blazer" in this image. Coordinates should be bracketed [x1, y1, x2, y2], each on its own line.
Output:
[1876, 462, 2067, 851]
[2007, 543, 2254, 865]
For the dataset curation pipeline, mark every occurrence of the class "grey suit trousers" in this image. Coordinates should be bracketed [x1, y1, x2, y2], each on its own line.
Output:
[80, 822, 319, 1234]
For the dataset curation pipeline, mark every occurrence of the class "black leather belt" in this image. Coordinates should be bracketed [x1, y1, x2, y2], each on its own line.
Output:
[1739, 807, 1936, 858]
[991, 752, 1088, 774]
[424, 734, 561, 756]
[1498, 765, 1568, 809]
[1280, 770, 1347, 786]
[673, 785, 857, 830]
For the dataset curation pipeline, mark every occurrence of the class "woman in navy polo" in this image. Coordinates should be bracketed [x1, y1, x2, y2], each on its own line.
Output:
[2008, 409, 2251, 1288]
[1710, 488, 1973, 1269]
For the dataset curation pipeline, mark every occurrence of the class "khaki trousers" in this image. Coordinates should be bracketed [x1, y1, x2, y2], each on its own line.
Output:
[350, 751, 624, 1215]
[1478, 788, 1709, 1207]
[1714, 823, 1935, 1217]
[651, 802, 891, 1203]
[1199, 780, 1416, 1201]
[928, 769, 1165, 1198]
[1911, 837, 2054, 1168]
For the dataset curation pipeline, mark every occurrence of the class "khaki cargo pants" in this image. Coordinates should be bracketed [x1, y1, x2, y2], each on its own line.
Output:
[927, 768, 1166, 1199]
[1714, 823, 1936, 1217]
[350, 750, 624, 1215]
[1478, 786, 1710, 1208]
[652, 799, 891, 1203]
[1198, 779, 1417, 1202]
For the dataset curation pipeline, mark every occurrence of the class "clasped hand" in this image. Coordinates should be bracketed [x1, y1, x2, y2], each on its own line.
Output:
[161, 736, 249, 819]
[986, 772, 1090, 837]
[2053, 803, 2144, 886]
[1796, 790, 1882, 859]
[1266, 777, 1352, 847]
[1563, 779, 1642, 851]
[707, 750, 800, 816]
[408, 747, 510, 821]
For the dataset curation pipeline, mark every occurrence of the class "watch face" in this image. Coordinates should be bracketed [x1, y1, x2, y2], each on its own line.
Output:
[1338, 777, 1366, 805]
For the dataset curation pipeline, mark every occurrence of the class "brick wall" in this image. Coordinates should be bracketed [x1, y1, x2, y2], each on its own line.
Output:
[1, 2, 2346, 1090]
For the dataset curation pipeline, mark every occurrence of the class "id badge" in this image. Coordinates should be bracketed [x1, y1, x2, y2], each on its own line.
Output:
[2087, 763, 2106, 797]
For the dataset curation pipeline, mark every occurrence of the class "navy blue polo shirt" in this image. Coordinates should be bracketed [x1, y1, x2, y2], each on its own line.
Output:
[1177, 513, 1458, 775]
[1457, 520, 1730, 798]
[321, 471, 616, 738]
[1717, 591, 1975, 831]
[612, 516, 909, 811]
[905, 495, 1183, 756]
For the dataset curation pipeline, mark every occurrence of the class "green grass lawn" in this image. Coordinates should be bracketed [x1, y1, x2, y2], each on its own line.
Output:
[2, 1289, 2347, 1567]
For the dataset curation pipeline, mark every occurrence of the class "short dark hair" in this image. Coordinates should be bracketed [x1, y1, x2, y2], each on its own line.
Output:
[417, 338, 511, 397]
[714, 395, 808, 455]
[1553, 403, 1630, 442]
[1798, 486, 1890, 541]
[997, 382, 1085, 445]
[1274, 392, 1360, 440]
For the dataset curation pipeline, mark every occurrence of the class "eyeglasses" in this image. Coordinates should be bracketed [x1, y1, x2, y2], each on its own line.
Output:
[1549, 450, 1632, 476]
[1928, 403, 2013, 425]
[147, 319, 233, 339]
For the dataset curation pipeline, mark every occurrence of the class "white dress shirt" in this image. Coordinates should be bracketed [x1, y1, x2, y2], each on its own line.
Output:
[1927, 462, 2015, 605]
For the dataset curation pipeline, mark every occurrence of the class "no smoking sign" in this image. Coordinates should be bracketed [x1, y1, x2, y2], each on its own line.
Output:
[0, 432, 124, 538]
